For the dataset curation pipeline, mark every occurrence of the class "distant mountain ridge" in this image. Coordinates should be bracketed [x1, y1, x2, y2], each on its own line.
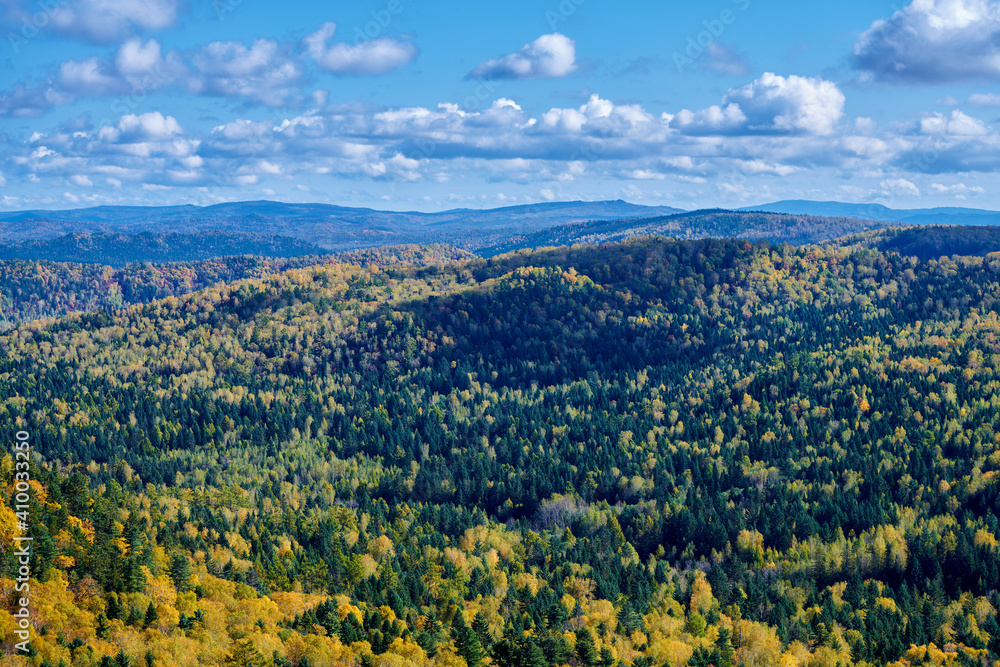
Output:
[478, 209, 899, 255]
[741, 200, 1000, 226]
[0, 231, 333, 267]
[5, 198, 1000, 265]
[0, 199, 685, 246]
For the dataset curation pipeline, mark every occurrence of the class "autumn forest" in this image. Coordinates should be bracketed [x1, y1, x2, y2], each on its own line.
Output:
[1, 232, 1000, 667]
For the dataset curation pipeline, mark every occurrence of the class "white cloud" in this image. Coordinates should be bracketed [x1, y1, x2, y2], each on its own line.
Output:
[969, 92, 1000, 105]
[670, 103, 747, 134]
[630, 169, 666, 180]
[880, 177, 921, 197]
[930, 182, 985, 196]
[468, 33, 577, 80]
[919, 110, 990, 135]
[58, 56, 128, 95]
[723, 72, 845, 135]
[0, 35, 304, 116]
[0, 84, 73, 118]
[116, 38, 165, 75]
[854, 0, 1000, 83]
[191, 39, 302, 104]
[12, 75, 1000, 202]
[69, 174, 93, 187]
[304, 23, 417, 75]
[734, 160, 798, 176]
[115, 112, 183, 141]
[47, 0, 179, 43]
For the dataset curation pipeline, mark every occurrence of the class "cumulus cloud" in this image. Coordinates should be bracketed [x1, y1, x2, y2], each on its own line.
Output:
[0, 84, 73, 118]
[930, 182, 985, 196]
[0, 18, 419, 117]
[853, 0, 1000, 83]
[58, 56, 129, 96]
[880, 177, 921, 197]
[113, 112, 184, 141]
[723, 72, 845, 135]
[919, 110, 990, 135]
[468, 33, 577, 80]
[969, 92, 1000, 105]
[670, 103, 747, 135]
[190, 39, 303, 104]
[667, 73, 844, 137]
[0, 36, 308, 116]
[45, 0, 179, 43]
[10, 74, 1000, 203]
[304, 23, 417, 75]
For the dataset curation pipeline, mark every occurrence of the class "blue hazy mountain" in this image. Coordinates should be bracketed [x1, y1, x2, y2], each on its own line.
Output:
[0, 231, 334, 267]
[741, 200, 1000, 225]
[0, 200, 685, 245]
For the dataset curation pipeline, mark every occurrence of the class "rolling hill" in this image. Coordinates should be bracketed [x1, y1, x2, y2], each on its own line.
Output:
[0, 199, 685, 248]
[823, 224, 1000, 260]
[477, 209, 898, 255]
[0, 231, 333, 266]
[1, 236, 999, 665]
[0, 206, 902, 264]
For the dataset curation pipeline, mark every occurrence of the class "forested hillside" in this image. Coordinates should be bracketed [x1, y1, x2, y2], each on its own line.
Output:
[477, 210, 895, 255]
[827, 226, 1000, 261]
[0, 245, 471, 327]
[0, 201, 683, 249]
[1, 206, 898, 259]
[0, 233, 333, 267]
[1, 237, 1000, 667]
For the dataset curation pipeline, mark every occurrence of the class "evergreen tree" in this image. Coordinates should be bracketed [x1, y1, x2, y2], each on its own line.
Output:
[105, 594, 121, 620]
[471, 611, 493, 652]
[575, 627, 598, 667]
[716, 626, 735, 667]
[222, 640, 267, 667]
[168, 553, 192, 592]
[144, 602, 159, 629]
[453, 615, 485, 667]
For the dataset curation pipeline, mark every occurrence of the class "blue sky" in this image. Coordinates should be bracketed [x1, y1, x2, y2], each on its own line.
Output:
[2, 0, 1000, 211]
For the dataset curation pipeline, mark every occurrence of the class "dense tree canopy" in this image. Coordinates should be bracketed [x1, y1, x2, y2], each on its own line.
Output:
[1, 236, 999, 667]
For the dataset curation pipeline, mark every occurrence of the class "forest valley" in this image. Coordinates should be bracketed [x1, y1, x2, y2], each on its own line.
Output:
[0, 236, 999, 667]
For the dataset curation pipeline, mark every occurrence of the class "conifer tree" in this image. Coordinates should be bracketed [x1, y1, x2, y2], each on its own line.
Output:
[576, 627, 598, 667]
